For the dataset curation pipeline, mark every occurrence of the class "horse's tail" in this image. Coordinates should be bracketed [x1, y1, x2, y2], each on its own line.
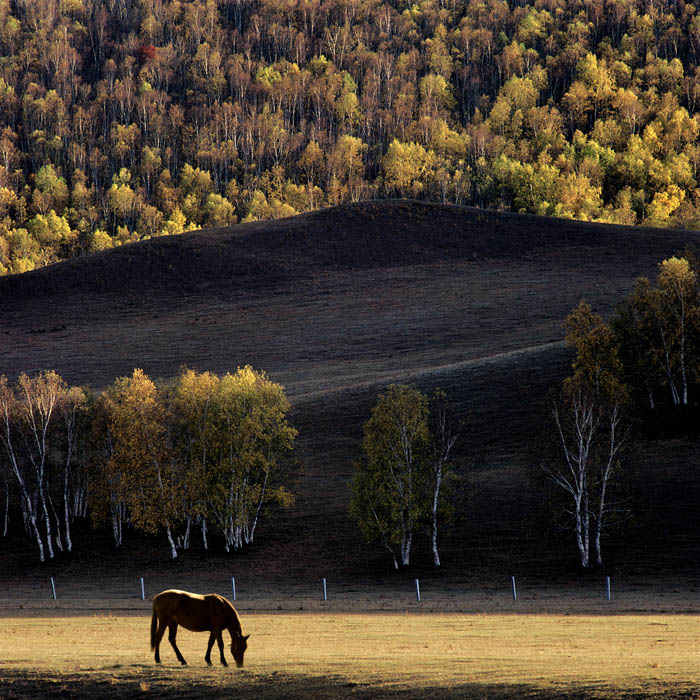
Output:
[150, 605, 158, 651]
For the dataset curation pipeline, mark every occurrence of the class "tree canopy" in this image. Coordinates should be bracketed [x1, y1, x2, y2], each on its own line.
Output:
[1, 1, 700, 273]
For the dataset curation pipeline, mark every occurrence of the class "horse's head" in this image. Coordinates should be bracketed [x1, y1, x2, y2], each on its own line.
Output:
[231, 633, 249, 668]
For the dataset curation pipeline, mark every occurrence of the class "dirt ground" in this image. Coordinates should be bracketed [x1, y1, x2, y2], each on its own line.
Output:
[1, 202, 700, 698]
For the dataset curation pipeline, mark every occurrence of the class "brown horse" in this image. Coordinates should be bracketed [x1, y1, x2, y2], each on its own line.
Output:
[150, 589, 249, 667]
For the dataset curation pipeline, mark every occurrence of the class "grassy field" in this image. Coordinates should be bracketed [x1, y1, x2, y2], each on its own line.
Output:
[1, 611, 699, 699]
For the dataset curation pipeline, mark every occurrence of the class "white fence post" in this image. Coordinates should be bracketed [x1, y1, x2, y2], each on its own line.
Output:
[415, 578, 421, 602]
[231, 577, 236, 601]
[322, 578, 327, 601]
[606, 576, 611, 601]
[50, 577, 56, 600]
[140, 577, 145, 601]
[511, 576, 517, 601]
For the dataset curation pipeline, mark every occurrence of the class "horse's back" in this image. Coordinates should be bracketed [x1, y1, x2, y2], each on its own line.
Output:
[155, 589, 206, 602]
[153, 589, 232, 632]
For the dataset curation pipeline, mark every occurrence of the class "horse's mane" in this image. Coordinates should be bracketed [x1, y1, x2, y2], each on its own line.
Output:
[218, 594, 242, 634]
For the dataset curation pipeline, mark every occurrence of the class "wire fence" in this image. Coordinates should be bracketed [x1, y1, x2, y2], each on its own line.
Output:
[1, 574, 697, 615]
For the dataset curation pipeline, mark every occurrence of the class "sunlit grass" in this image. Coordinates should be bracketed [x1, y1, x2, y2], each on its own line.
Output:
[1, 612, 699, 698]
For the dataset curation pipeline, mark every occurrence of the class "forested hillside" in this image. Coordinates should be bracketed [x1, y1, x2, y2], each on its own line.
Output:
[1, 0, 700, 274]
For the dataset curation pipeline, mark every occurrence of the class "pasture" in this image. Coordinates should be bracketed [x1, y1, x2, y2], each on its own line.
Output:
[1, 610, 698, 699]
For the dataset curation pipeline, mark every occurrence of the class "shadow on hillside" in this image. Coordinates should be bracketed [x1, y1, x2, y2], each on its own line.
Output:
[0, 669, 696, 700]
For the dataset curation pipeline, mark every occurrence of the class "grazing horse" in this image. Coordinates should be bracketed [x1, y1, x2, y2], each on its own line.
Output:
[150, 589, 249, 667]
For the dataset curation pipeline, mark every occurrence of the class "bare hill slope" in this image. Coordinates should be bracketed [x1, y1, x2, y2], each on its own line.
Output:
[1, 200, 699, 589]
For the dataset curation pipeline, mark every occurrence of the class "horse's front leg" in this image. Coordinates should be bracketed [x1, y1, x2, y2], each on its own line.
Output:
[216, 630, 228, 667]
[205, 631, 216, 666]
[168, 623, 187, 665]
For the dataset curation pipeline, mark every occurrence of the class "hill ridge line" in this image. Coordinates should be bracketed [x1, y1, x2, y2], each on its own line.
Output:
[289, 341, 568, 403]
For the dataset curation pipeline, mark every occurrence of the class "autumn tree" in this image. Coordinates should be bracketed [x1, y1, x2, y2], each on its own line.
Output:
[618, 257, 700, 409]
[101, 369, 184, 559]
[2, 0, 700, 272]
[543, 302, 629, 568]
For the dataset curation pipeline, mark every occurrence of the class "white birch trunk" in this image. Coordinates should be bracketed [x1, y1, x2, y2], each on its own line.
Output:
[549, 393, 597, 568]
[401, 531, 412, 566]
[201, 517, 208, 550]
[431, 470, 442, 568]
[165, 523, 177, 559]
[594, 404, 625, 566]
[249, 468, 270, 545]
[430, 398, 457, 568]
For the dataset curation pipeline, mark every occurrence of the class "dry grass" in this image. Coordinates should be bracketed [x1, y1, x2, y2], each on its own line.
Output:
[1, 612, 699, 698]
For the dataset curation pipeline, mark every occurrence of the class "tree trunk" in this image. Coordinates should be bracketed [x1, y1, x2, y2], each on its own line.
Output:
[165, 523, 178, 559]
[63, 458, 73, 553]
[431, 469, 442, 568]
[182, 515, 191, 550]
[201, 517, 208, 550]
[37, 482, 55, 559]
[400, 530, 412, 566]
[248, 469, 269, 545]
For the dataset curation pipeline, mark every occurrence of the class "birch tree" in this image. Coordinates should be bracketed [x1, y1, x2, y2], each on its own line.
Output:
[88, 387, 127, 547]
[544, 303, 629, 568]
[0, 375, 47, 561]
[205, 367, 296, 553]
[428, 389, 457, 568]
[171, 367, 220, 550]
[54, 385, 89, 553]
[619, 258, 700, 408]
[352, 384, 460, 569]
[103, 369, 184, 559]
[0, 372, 89, 560]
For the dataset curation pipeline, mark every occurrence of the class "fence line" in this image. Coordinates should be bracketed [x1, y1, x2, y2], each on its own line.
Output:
[2, 572, 693, 617]
[2, 574, 637, 613]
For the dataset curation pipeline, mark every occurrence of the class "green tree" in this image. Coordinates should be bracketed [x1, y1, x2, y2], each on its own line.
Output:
[204, 367, 296, 552]
[544, 303, 628, 568]
[621, 257, 700, 408]
[351, 384, 458, 569]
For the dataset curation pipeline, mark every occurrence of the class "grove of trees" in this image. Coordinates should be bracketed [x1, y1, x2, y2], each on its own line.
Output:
[0, 365, 296, 561]
[545, 254, 700, 567]
[2, 1, 700, 275]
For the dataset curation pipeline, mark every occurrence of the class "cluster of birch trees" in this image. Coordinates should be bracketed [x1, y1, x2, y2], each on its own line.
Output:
[351, 385, 458, 569]
[0, 371, 88, 562]
[545, 255, 700, 568]
[0, 365, 296, 561]
[7, 0, 700, 276]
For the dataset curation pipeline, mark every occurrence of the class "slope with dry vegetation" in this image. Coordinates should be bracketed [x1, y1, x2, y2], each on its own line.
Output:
[1, 201, 699, 593]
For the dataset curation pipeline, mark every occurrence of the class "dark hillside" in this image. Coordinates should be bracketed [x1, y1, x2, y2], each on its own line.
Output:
[1, 200, 695, 301]
[1, 201, 699, 593]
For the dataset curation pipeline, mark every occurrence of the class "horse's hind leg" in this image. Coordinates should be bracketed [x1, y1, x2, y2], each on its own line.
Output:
[154, 620, 167, 664]
[168, 623, 187, 665]
[205, 631, 215, 666]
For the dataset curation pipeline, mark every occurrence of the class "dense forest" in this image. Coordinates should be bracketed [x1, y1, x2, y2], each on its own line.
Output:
[1, 0, 700, 273]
